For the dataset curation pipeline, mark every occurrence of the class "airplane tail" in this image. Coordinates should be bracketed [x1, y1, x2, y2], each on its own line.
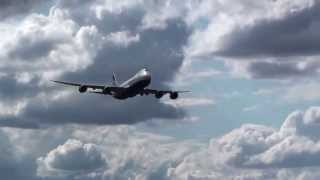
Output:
[112, 72, 118, 86]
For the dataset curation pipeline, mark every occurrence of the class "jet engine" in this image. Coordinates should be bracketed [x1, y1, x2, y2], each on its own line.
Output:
[103, 87, 111, 94]
[78, 85, 87, 93]
[170, 92, 178, 99]
[155, 92, 164, 99]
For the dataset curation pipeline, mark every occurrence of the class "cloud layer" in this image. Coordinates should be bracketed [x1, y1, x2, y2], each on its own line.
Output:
[0, 0, 47, 20]
[1, 107, 320, 179]
[1, 0, 319, 128]
[1, 0, 320, 179]
[0, 0, 190, 128]
[185, 0, 320, 79]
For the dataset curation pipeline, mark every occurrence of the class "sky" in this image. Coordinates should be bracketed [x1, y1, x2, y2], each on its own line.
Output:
[1, 0, 320, 179]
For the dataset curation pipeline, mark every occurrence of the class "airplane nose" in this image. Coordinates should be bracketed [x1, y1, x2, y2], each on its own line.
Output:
[139, 68, 151, 79]
[143, 69, 151, 79]
[141, 68, 149, 73]
[145, 70, 151, 78]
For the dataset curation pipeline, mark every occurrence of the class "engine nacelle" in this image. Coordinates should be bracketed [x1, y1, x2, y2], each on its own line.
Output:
[103, 87, 111, 95]
[155, 92, 164, 99]
[170, 92, 178, 99]
[78, 86, 87, 93]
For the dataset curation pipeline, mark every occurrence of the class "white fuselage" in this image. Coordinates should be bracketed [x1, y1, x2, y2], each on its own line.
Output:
[112, 68, 151, 99]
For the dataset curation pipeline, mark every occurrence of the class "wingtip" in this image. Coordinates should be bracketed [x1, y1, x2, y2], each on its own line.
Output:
[50, 80, 66, 84]
[50, 80, 58, 83]
[179, 90, 191, 93]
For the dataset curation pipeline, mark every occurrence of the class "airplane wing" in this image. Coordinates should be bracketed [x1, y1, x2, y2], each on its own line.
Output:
[143, 89, 190, 94]
[88, 91, 105, 94]
[142, 88, 190, 99]
[51, 80, 125, 95]
[51, 80, 105, 90]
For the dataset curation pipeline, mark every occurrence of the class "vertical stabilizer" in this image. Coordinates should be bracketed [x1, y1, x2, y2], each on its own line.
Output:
[112, 72, 118, 86]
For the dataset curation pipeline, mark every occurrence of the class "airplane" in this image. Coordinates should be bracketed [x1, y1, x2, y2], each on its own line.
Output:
[52, 68, 189, 100]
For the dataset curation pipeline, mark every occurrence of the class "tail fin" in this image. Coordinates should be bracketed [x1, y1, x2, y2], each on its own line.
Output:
[112, 72, 118, 86]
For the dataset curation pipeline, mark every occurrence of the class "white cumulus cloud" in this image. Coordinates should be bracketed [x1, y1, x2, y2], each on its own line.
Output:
[38, 139, 106, 176]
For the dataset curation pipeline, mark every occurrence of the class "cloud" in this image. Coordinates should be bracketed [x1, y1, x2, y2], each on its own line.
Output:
[218, 1, 320, 58]
[231, 0, 320, 79]
[3, 0, 320, 179]
[0, 12, 101, 76]
[0, 0, 190, 128]
[19, 92, 185, 126]
[212, 106, 320, 169]
[163, 97, 215, 108]
[184, 0, 320, 79]
[247, 60, 320, 79]
[3, 0, 319, 129]
[105, 31, 140, 47]
[2, 107, 320, 179]
[0, 0, 47, 20]
[166, 106, 320, 179]
[0, 129, 39, 180]
[33, 125, 201, 180]
[0, 130, 16, 173]
[38, 139, 106, 175]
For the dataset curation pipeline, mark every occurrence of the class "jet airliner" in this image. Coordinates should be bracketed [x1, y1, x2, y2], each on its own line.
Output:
[52, 68, 188, 100]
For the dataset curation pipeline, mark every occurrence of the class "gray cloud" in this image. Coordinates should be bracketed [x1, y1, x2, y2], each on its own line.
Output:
[0, 130, 16, 176]
[185, 0, 320, 79]
[30, 125, 200, 180]
[0, 130, 39, 180]
[63, 19, 189, 89]
[0, 0, 47, 19]
[10, 19, 188, 126]
[0, 75, 42, 101]
[3, 107, 320, 179]
[7, 32, 62, 61]
[218, 2, 320, 58]
[19, 94, 184, 126]
[247, 60, 319, 79]
[0, 0, 189, 128]
[4, 1, 320, 179]
[280, 107, 320, 141]
[219, 1, 320, 79]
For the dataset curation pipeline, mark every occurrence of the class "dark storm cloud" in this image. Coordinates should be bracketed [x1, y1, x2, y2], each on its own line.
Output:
[0, 0, 46, 19]
[218, 2, 320, 58]
[248, 60, 319, 79]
